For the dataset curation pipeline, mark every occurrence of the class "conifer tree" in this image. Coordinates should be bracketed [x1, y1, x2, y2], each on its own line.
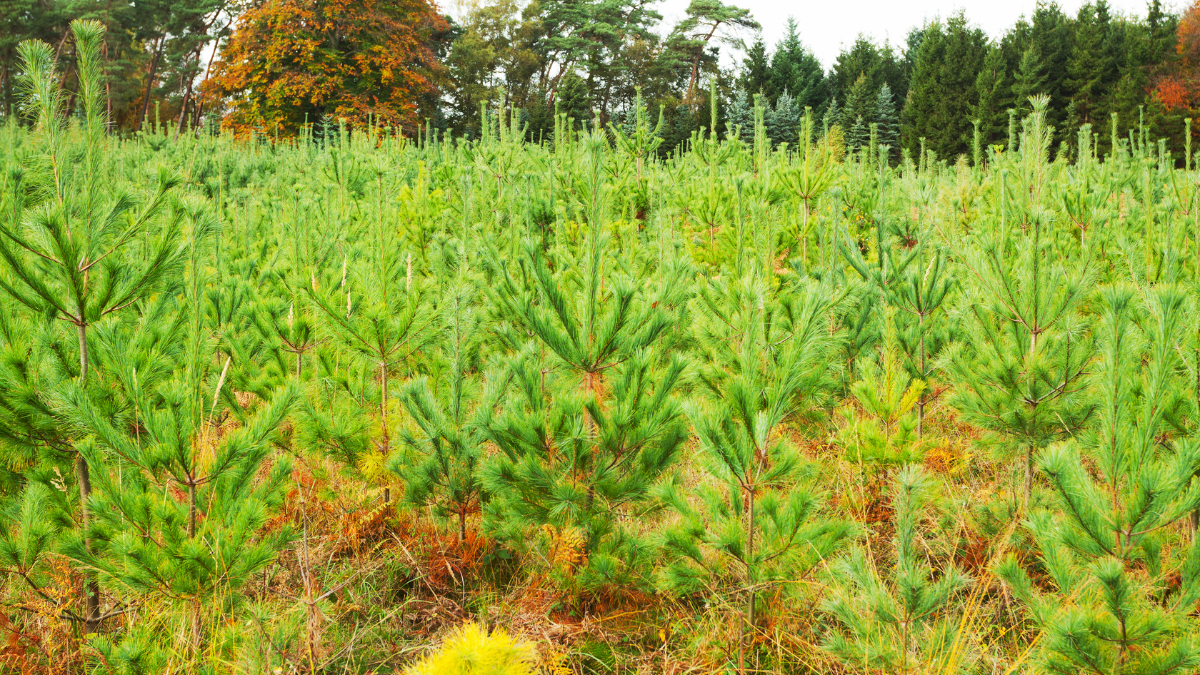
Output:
[306, 190, 436, 486]
[769, 19, 827, 111]
[838, 310, 927, 469]
[658, 272, 849, 673]
[841, 73, 875, 139]
[822, 465, 972, 674]
[0, 19, 185, 631]
[874, 83, 899, 159]
[972, 43, 1011, 148]
[945, 98, 1095, 507]
[996, 285, 1200, 675]
[726, 87, 753, 138]
[739, 37, 774, 101]
[901, 14, 988, 159]
[766, 88, 799, 146]
[1011, 45, 1049, 117]
[481, 135, 690, 588]
[389, 279, 486, 543]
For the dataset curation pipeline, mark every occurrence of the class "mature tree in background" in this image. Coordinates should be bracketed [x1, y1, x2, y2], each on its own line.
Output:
[739, 37, 773, 100]
[669, 0, 758, 102]
[1065, 1, 1119, 130]
[832, 36, 908, 111]
[1011, 44, 1049, 117]
[901, 13, 988, 160]
[769, 19, 828, 112]
[208, 0, 449, 135]
[972, 43, 1011, 148]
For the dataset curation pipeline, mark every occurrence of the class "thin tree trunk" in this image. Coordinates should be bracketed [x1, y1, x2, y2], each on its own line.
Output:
[138, 35, 166, 132]
[740, 484, 755, 675]
[1023, 445, 1033, 509]
[76, 322, 101, 631]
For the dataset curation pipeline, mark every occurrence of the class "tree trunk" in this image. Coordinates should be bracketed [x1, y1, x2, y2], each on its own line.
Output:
[138, 35, 166, 132]
[739, 484, 755, 675]
[76, 322, 101, 631]
[1023, 446, 1033, 509]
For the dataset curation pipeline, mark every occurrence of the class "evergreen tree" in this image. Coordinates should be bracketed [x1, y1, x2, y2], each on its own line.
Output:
[822, 466, 972, 674]
[841, 72, 876, 134]
[874, 83, 899, 157]
[1066, 1, 1118, 128]
[390, 279, 487, 543]
[659, 272, 849, 672]
[555, 71, 592, 129]
[972, 43, 1011, 148]
[769, 18, 828, 110]
[1011, 44, 1049, 117]
[766, 88, 800, 146]
[0, 20, 185, 631]
[944, 97, 1095, 507]
[997, 286, 1200, 675]
[726, 87, 753, 138]
[901, 13, 988, 160]
[847, 114, 868, 155]
[481, 135, 691, 588]
[739, 36, 774, 100]
[834, 36, 909, 106]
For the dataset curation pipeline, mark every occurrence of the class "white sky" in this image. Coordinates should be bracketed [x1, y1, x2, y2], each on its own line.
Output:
[653, 0, 1179, 68]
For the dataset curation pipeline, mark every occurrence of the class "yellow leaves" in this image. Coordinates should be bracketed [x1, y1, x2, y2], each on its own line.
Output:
[404, 622, 538, 675]
[542, 524, 586, 571]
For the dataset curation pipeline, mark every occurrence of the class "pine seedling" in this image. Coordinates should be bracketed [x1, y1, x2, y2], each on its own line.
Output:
[481, 224, 689, 590]
[944, 103, 1095, 507]
[822, 465, 973, 675]
[659, 271, 849, 673]
[995, 285, 1200, 675]
[839, 309, 928, 470]
[55, 206, 299, 660]
[306, 239, 436, 485]
[0, 20, 185, 630]
[390, 279, 486, 543]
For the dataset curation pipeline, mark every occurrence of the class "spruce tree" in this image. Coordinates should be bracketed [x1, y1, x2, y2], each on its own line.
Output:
[822, 466, 972, 675]
[769, 18, 827, 111]
[1011, 45, 1049, 117]
[841, 73, 875, 138]
[997, 286, 1200, 675]
[738, 36, 774, 101]
[766, 88, 799, 146]
[901, 13, 988, 160]
[972, 43, 1011, 148]
[726, 87, 753, 139]
[874, 83, 899, 159]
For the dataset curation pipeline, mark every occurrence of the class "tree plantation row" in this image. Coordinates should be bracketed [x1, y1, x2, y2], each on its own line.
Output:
[7, 20, 1200, 675]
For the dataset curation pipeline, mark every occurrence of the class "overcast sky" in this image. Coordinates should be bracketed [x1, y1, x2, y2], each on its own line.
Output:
[654, 0, 1177, 68]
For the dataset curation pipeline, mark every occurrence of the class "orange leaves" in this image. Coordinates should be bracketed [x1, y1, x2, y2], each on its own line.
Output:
[1153, 1, 1200, 110]
[206, 0, 448, 136]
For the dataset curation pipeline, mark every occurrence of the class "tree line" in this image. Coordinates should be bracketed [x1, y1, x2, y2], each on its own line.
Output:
[0, 0, 1196, 159]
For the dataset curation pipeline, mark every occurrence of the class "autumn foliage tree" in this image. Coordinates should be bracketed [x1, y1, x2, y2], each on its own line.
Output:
[1152, 0, 1200, 110]
[207, 0, 449, 135]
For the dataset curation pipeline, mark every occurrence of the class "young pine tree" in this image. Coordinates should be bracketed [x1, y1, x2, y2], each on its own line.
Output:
[658, 272, 849, 673]
[0, 19, 185, 631]
[946, 98, 1095, 507]
[481, 140, 691, 588]
[389, 279, 487, 544]
[996, 285, 1200, 675]
[822, 465, 973, 674]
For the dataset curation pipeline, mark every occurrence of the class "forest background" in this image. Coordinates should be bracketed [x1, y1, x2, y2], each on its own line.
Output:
[3, 0, 1200, 161]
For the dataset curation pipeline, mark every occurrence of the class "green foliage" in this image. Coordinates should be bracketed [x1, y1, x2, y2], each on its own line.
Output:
[822, 465, 973, 674]
[997, 285, 1200, 675]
